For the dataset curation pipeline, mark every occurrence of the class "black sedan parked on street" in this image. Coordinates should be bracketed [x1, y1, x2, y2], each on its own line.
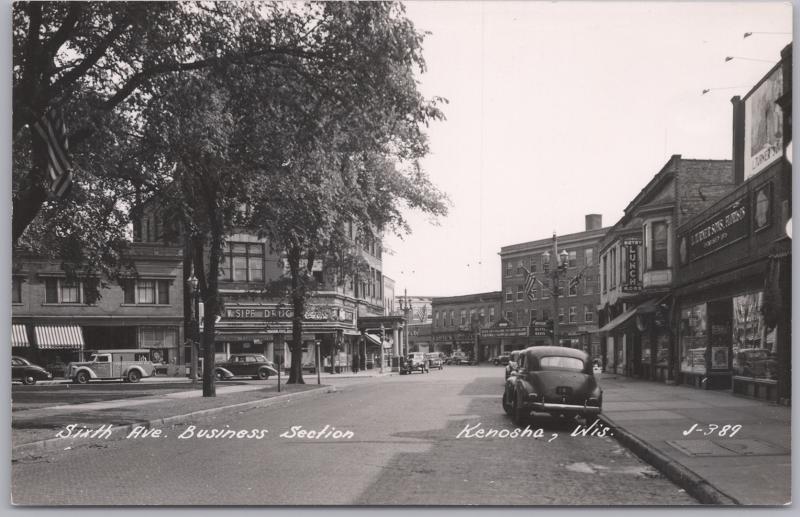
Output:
[503, 346, 601, 424]
[12, 356, 53, 385]
[215, 354, 279, 381]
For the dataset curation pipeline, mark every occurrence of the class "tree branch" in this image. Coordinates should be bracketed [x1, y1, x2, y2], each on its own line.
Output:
[43, 3, 83, 57]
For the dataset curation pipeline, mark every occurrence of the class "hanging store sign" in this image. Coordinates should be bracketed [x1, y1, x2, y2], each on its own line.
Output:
[681, 196, 750, 263]
[480, 326, 529, 338]
[621, 238, 642, 293]
[433, 331, 473, 345]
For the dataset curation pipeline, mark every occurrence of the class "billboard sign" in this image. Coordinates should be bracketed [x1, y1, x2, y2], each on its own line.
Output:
[744, 66, 783, 179]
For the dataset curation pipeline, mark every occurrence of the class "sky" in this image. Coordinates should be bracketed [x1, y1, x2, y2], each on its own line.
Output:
[382, 1, 793, 298]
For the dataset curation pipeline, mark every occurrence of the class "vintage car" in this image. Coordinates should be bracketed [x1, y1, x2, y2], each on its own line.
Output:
[504, 350, 521, 379]
[503, 346, 602, 424]
[426, 352, 444, 370]
[67, 350, 155, 384]
[215, 354, 279, 381]
[493, 355, 511, 366]
[400, 352, 429, 374]
[12, 356, 53, 385]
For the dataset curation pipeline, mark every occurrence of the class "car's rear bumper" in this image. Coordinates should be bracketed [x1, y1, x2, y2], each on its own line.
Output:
[531, 402, 601, 414]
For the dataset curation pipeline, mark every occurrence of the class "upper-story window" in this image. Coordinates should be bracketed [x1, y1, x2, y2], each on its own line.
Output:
[517, 260, 524, 275]
[568, 279, 578, 297]
[45, 278, 98, 305]
[450, 310, 455, 326]
[434, 311, 440, 328]
[505, 287, 513, 302]
[542, 254, 550, 273]
[585, 248, 594, 266]
[489, 307, 496, 323]
[516, 285, 524, 301]
[529, 259, 537, 274]
[505, 261, 513, 278]
[568, 251, 577, 268]
[610, 248, 617, 288]
[220, 242, 264, 282]
[479, 307, 485, 322]
[584, 304, 594, 323]
[584, 275, 595, 295]
[602, 255, 608, 292]
[460, 309, 467, 326]
[122, 279, 170, 305]
[569, 306, 577, 323]
[12, 277, 22, 303]
[651, 221, 669, 269]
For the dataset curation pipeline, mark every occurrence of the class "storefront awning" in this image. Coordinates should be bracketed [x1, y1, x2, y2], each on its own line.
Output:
[34, 325, 85, 350]
[12, 324, 29, 348]
[364, 333, 383, 347]
[595, 308, 637, 334]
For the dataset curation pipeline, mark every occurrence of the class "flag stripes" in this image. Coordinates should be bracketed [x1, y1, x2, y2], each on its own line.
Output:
[32, 109, 73, 198]
[522, 266, 537, 301]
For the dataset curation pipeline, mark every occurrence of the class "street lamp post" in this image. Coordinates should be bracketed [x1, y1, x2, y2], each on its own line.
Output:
[187, 272, 201, 384]
[398, 289, 412, 357]
[542, 233, 569, 347]
[380, 323, 386, 374]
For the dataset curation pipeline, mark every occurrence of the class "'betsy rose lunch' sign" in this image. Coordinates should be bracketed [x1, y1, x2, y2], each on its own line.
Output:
[681, 196, 749, 263]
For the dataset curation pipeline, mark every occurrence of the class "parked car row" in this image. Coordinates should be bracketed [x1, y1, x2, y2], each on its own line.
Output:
[502, 346, 602, 425]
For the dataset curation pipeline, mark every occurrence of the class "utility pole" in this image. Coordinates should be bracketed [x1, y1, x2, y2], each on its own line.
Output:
[543, 233, 568, 347]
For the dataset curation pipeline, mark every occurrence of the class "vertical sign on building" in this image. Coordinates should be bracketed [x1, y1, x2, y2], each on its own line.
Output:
[621, 238, 641, 293]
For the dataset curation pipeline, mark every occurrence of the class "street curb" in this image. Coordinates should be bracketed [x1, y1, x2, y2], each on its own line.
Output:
[12, 385, 334, 458]
[600, 413, 740, 505]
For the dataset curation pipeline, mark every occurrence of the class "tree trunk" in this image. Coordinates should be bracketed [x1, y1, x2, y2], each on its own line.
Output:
[287, 245, 305, 384]
[201, 204, 224, 397]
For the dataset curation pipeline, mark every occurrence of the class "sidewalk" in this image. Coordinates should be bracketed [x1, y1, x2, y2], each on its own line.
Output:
[598, 373, 790, 505]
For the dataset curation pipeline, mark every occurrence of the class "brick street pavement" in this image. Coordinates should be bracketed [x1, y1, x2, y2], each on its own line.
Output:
[12, 366, 696, 505]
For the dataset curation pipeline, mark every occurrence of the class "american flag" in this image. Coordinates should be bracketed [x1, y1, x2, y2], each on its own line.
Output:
[523, 267, 537, 301]
[32, 109, 73, 198]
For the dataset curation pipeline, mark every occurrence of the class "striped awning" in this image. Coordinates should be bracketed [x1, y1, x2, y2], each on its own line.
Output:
[364, 333, 383, 347]
[12, 324, 29, 348]
[34, 325, 85, 350]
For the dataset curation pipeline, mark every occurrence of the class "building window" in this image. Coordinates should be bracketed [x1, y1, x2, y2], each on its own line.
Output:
[220, 242, 264, 282]
[517, 260, 524, 275]
[518, 310, 525, 324]
[541, 279, 549, 299]
[469, 308, 476, 324]
[489, 307, 495, 323]
[610, 248, 617, 288]
[584, 305, 594, 323]
[12, 278, 22, 303]
[584, 275, 594, 295]
[450, 310, 455, 326]
[558, 280, 565, 297]
[479, 307, 485, 323]
[531, 288, 537, 300]
[435, 311, 440, 328]
[585, 248, 594, 266]
[516, 285, 524, 301]
[529, 259, 537, 274]
[542, 254, 550, 273]
[558, 308, 565, 323]
[542, 309, 550, 321]
[506, 261, 513, 278]
[568, 251, 577, 268]
[569, 306, 577, 323]
[602, 255, 608, 292]
[460, 310, 467, 326]
[505, 287, 513, 302]
[530, 308, 538, 321]
[506, 310, 514, 322]
[651, 221, 668, 269]
[45, 278, 85, 304]
[568, 279, 578, 297]
[122, 279, 170, 305]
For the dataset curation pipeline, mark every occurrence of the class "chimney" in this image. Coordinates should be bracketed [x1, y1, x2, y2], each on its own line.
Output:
[585, 214, 602, 231]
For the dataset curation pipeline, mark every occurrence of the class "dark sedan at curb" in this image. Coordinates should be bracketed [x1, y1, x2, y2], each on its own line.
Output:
[215, 354, 278, 381]
[12, 356, 53, 385]
[503, 346, 602, 424]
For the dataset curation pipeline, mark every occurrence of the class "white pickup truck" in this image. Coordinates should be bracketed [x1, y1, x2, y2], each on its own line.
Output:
[67, 349, 155, 384]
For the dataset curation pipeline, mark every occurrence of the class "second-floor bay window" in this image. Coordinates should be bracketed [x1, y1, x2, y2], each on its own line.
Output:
[122, 279, 170, 305]
[651, 221, 669, 269]
[220, 242, 264, 282]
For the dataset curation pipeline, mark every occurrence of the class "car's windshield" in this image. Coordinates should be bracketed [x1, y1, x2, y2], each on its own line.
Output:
[539, 356, 584, 372]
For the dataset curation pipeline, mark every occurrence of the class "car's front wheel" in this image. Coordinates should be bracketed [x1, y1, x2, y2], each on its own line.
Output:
[22, 375, 37, 385]
[257, 368, 270, 380]
[502, 389, 513, 415]
[127, 370, 141, 383]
